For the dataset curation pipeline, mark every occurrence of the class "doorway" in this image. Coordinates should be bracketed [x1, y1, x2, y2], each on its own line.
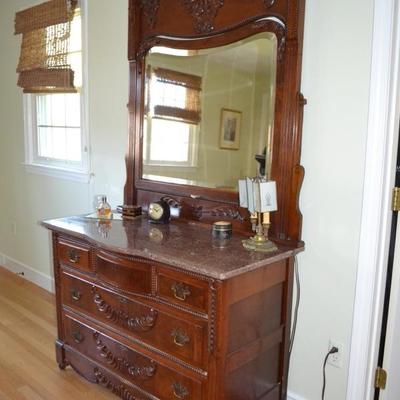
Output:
[376, 131, 400, 399]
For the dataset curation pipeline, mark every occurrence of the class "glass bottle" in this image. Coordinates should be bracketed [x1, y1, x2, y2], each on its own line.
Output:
[96, 195, 112, 219]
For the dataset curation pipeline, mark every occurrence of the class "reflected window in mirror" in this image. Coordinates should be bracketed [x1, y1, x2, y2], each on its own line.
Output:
[143, 67, 201, 170]
[142, 33, 277, 191]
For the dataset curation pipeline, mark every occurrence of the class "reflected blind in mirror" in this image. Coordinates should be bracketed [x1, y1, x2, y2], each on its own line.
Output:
[149, 67, 202, 125]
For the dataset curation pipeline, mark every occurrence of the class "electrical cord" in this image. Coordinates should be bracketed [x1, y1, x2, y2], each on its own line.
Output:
[288, 256, 338, 400]
[289, 255, 300, 355]
[322, 347, 339, 400]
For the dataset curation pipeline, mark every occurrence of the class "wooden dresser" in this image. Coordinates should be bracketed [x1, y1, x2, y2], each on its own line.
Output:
[42, 216, 303, 399]
[42, 0, 307, 398]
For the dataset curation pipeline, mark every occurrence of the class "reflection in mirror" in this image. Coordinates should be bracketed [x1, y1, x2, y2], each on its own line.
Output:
[142, 33, 277, 191]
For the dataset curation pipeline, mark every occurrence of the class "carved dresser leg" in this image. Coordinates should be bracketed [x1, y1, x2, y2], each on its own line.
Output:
[55, 339, 67, 370]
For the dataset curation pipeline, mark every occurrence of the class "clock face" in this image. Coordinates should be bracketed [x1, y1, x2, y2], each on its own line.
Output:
[148, 202, 164, 220]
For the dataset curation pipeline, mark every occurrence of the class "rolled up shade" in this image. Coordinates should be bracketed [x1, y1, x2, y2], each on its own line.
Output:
[151, 67, 202, 125]
[15, 0, 77, 93]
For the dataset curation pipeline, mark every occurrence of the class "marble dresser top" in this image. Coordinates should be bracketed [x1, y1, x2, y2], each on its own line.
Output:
[42, 215, 304, 280]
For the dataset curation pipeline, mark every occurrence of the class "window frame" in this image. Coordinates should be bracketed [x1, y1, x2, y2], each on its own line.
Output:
[143, 65, 201, 169]
[143, 116, 199, 168]
[22, 0, 90, 183]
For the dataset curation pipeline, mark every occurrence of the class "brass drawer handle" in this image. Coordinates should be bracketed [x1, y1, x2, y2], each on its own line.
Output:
[67, 249, 80, 264]
[171, 329, 190, 347]
[71, 289, 81, 301]
[171, 282, 191, 302]
[72, 331, 84, 344]
[172, 382, 189, 399]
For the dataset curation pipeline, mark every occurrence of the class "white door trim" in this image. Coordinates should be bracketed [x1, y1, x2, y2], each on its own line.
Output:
[346, 0, 400, 399]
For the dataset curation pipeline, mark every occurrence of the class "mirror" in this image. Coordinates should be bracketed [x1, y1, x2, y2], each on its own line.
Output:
[142, 32, 277, 191]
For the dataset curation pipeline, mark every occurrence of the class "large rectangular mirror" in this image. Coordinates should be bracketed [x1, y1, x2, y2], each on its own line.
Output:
[142, 32, 277, 191]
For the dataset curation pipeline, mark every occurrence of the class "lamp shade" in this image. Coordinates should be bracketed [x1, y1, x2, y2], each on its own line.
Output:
[258, 181, 277, 212]
[238, 178, 278, 213]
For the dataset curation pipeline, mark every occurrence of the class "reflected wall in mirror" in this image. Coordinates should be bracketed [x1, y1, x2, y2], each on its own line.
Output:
[142, 32, 277, 191]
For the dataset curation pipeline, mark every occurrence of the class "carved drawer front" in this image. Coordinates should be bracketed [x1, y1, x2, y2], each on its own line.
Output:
[156, 267, 209, 314]
[64, 315, 204, 400]
[64, 347, 155, 400]
[61, 271, 208, 370]
[94, 251, 152, 296]
[57, 238, 91, 272]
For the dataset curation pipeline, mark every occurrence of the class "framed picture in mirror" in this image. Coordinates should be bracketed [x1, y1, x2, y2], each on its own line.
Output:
[219, 108, 242, 150]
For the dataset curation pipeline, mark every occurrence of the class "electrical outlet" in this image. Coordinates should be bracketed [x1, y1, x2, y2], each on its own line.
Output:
[327, 339, 343, 368]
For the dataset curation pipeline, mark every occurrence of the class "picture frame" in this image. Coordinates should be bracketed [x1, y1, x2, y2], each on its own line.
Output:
[219, 108, 242, 150]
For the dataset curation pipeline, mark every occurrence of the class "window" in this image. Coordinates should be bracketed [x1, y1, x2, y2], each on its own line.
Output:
[23, 5, 89, 181]
[143, 67, 201, 167]
[144, 118, 198, 167]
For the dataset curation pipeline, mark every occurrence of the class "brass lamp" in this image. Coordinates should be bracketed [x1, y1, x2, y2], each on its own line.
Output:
[239, 177, 278, 252]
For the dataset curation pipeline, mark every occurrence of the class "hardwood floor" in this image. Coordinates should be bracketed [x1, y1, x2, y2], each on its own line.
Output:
[0, 266, 116, 400]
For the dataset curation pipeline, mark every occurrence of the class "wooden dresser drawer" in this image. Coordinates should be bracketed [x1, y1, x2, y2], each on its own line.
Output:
[64, 347, 156, 400]
[63, 314, 204, 400]
[61, 271, 208, 370]
[57, 238, 91, 272]
[156, 267, 209, 313]
[94, 250, 152, 296]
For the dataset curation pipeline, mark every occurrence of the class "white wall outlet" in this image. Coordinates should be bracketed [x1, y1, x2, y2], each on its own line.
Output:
[327, 339, 343, 368]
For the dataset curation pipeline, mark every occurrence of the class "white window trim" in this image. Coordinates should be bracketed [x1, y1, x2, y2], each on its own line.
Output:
[143, 116, 199, 168]
[22, 0, 91, 183]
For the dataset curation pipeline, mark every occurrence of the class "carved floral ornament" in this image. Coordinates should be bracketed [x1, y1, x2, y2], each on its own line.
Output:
[138, 0, 278, 32]
[182, 0, 278, 33]
[140, 0, 160, 28]
[182, 0, 224, 33]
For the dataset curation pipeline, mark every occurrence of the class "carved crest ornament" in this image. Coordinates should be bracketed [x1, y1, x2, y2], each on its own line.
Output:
[139, 0, 277, 33]
[182, 0, 225, 33]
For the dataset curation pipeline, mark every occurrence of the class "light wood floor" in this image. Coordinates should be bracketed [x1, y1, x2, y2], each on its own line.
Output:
[0, 266, 117, 400]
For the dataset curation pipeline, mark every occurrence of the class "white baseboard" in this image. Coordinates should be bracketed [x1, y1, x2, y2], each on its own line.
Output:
[0, 252, 54, 293]
[287, 391, 307, 400]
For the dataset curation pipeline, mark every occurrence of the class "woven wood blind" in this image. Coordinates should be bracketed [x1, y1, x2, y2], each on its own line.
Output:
[14, 0, 77, 93]
[152, 67, 202, 125]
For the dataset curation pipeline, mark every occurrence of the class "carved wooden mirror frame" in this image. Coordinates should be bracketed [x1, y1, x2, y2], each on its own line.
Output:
[124, 0, 306, 247]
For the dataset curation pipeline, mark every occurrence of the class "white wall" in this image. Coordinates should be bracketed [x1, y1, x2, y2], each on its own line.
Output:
[0, 1, 374, 399]
[288, 0, 374, 399]
[0, 0, 128, 283]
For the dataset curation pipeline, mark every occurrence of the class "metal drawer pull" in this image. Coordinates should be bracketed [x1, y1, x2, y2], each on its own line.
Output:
[67, 249, 80, 264]
[71, 289, 81, 301]
[172, 382, 189, 399]
[171, 329, 190, 347]
[171, 282, 191, 302]
[72, 331, 84, 344]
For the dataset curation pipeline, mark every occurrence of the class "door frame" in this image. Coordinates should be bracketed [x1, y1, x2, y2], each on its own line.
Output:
[346, 0, 400, 399]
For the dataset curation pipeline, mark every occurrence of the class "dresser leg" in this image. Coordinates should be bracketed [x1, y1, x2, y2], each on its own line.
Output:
[55, 339, 67, 370]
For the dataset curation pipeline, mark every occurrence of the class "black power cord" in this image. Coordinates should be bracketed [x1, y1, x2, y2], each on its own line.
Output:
[289, 255, 300, 355]
[322, 346, 339, 400]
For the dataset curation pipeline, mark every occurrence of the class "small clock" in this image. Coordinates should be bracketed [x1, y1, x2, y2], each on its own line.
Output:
[148, 200, 171, 224]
